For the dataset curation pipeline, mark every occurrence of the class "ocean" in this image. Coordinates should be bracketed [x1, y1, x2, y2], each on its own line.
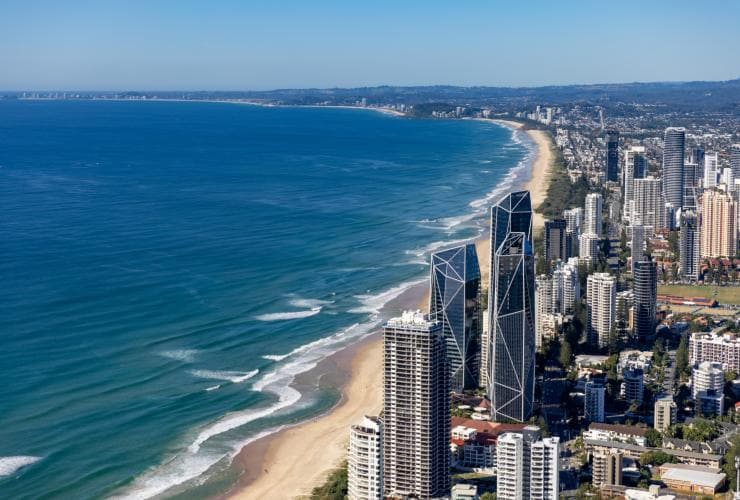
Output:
[0, 100, 532, 499]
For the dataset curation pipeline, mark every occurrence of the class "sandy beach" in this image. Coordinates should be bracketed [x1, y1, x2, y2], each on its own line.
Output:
[228, 118, 555, 500]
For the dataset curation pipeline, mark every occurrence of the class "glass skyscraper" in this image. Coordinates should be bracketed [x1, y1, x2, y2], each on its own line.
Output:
[662, 127, 686, 209]
[605, 130, 620, 182]
[487, 191, 535, 422]
[633, 260, 657, 341]
[429, 244, 482, 392]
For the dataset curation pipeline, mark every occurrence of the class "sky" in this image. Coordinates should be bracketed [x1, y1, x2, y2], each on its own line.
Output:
[1, 0, 739, 90]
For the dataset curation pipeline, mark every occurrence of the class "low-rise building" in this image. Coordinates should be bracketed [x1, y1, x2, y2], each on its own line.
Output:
[584, 439, 722, 469]
[451, 483, 478, 500]
[658, 464, 726, 495]
[449, 417, 528, 471]
[584, 423, 648, 446]
[592, 451, 622, 487]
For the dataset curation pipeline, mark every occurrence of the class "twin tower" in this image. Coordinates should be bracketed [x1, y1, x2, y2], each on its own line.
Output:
[429, 190, 535, 422]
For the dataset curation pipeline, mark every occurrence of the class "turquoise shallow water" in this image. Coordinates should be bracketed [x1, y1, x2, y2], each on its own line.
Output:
[0, 101, 531, 498]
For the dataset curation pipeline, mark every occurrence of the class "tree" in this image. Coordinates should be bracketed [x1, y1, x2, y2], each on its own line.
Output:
[683, 419, 721, 442]
[723, 434, 740, 491]
[559, 341, 573, 368]
[644, 428, 663, 448]
[608, 325, 621, 356]
[675, 334, 690, 380]
[480, 493, 496, 500]
[640, 450, 678, 466]
[310, 462, 348, 500]
[668, 230, 679, 259]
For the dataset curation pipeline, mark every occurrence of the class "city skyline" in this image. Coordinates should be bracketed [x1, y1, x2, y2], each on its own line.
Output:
[2, 1, 740, 90]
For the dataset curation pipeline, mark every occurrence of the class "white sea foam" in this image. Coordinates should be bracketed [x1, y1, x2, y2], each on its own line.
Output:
[205, 385, 221, 392]
[262, 353, 290, 362]
[287, 297, 333, 309]
[189, 369, 259, 384]
[254, 307, 321, 321]
[0, 456, 41, 477]
[348, 278, 427, 314]
[158, 349, 199, 363]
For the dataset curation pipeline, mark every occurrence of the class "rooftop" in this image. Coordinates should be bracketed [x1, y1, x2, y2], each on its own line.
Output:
[588, 422, 649, 437]
[660, 466, 726, 488]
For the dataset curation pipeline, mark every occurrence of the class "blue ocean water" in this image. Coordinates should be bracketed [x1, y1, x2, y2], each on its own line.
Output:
[0, 101, 531, 498]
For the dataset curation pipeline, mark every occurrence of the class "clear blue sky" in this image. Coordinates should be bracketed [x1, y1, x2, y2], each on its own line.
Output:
[1, 0, 739, 90]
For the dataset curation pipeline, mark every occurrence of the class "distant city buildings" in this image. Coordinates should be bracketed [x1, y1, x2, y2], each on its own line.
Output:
[623, 146, 647, 221]
[382, 311, 450, 498]
[429, 244, 482, 392]
[632, 176, 664, 231]
[488, 191, 535, 423]
[348, 416, 383, 500]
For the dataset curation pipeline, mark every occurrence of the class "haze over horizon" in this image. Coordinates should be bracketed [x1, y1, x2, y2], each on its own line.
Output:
[2, 0, 740, 90]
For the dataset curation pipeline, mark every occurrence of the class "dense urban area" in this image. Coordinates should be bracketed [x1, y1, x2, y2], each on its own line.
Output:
[8, 80, 740, 500]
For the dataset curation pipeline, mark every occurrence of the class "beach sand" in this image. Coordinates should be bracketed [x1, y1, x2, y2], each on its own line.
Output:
[228, 119, 554, 500]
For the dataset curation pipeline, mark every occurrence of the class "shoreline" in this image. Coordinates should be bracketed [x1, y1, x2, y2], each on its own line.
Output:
[226, 119, 556, 499]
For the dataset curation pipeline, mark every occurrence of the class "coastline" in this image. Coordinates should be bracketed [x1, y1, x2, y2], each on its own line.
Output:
[226, 118, 555, 500]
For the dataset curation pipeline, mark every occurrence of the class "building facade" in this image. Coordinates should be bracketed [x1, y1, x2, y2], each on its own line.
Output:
[662, 127, 686, 209]
[584, 192, 603, 236]
[700, 188, 737, 258]
[587, 273, 616, 348]
[348, 416, 383, 500]
[593, 451, 623, 487]
[544, 219, 569, 263]
[632, 176, 664, 232]
[496, 428, 559, 500]
[605, 130, 620, 182]
[633, 260, 657, 341]
[429, 244, 482, 392]
[654, 396, 677, 432]
[623, 146, 647, 221]
[585, 379, 606, 423]
[689, 332, 740, 372]
[680, 210, 700, 280]
[382, 311, 450, 498]
[488, 192, 535, 423]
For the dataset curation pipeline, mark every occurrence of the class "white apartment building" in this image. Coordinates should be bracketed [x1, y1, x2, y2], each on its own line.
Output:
[692, 361, 724, 399]
[348, 416, 383, 500]
[704, 153, 719, 188]
[632, 176, 664, 232]
[496, 428, 559, 500]
[584, 193, 603, 236]
[579, 233, 600, 264]
[689, 331, 740, 373]
[587, 273, 616, 348]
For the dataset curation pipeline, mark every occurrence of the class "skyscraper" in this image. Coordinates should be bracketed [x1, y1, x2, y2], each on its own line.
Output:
[382, 311, 450, 498]
[551, 257, 580, 314]
[704, 153, 719, 189]
[632, 176, 664, 232]
[584, 192, 603, 236]
[605, 130, 620, 182]
[496, 428, 559, 500]
[535, 274, 553, 349]
[731, 144, 740, 180]
[587, 273, 616, 348]
[348, 416, 383, 500]
[544, 218, 568, 263]
[662, 127, 686, 209]
[564, 207, 583, 256]
[684, 161, 699, 210]
[633, 260, 657, 341]
[623, 146, 647, 221]
[429, 244, 482, 392]
[579, 233, 600, 265]
[680, 210, 700, 280]
[692, 145, 705, 169]
[700, 189, 737, 258]
[629, 224, 645, 273]
[488, 191, 535, 423]
[622, 367, 644, 404]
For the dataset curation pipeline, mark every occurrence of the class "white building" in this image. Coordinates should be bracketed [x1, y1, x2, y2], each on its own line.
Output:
[552, 257, 580, 314]
[587, 273, 616, 348]
[585, 193, 603, 236]
[585, 379, 606, 423]
[583, 423, 648, 447]
[579, 233, 600, 264]
[689, 332, 740, 372]
[632, 176, 664, 232]
[692, 361, 724, 399]
[348, 416, 383, 500]
[496, 427, 559, 500]
[704, 153, 719, 188]
[623, 146, 647, 220]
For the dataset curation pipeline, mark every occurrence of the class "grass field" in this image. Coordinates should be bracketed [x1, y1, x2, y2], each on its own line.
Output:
[658, 284, 740, 305]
